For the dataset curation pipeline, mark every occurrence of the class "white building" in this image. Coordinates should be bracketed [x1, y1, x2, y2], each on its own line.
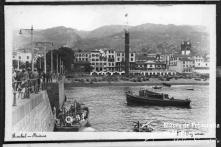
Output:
[74, 51, 91, 62]
[193, 55, 209, 68]
[169, 55, 194, 73]
[12, 51, 32, 63]
[105, 49, 116, 71]
[193, 55, 210, 74]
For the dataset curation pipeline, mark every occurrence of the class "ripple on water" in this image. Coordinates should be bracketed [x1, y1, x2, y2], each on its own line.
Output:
[65, 85, 210, 132]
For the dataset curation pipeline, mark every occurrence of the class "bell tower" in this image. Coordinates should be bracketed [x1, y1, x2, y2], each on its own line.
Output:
[181, 41, 191, 55]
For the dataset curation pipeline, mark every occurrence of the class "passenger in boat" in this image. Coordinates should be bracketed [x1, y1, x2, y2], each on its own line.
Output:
[81, 112, 85, 121]
[58, 108, 65, 126]
[76, 114, 81, 121]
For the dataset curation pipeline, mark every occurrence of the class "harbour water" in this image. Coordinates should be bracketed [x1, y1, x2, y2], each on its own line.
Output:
[65, 85, 209, 133]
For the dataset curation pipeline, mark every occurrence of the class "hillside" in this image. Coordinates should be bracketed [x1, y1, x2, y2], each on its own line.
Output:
[13, 23, 210, 55]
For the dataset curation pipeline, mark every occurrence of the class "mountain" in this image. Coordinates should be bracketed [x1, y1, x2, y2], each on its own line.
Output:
[86, 25, 130, 39]
[74, 23, 209, 54]
[13, 26, 81, 49]
[13, 24, 209, 55]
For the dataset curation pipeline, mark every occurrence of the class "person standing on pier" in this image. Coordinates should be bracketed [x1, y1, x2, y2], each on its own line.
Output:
[33, 68, 39, 93]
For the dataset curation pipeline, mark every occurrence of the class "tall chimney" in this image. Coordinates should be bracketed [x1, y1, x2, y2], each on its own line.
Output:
[125, 30, 129, 76]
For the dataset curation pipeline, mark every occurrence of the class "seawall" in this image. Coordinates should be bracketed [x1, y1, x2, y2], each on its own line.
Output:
[12, 91, 55, 132]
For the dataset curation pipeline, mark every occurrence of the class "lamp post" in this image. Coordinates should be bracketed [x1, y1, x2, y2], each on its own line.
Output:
[51, 50, 53, 73]
[19, 25, 34, 71]
[35, 42, 53, 73]
[17, 59, 20, 70]
[56, 53, 58, 74]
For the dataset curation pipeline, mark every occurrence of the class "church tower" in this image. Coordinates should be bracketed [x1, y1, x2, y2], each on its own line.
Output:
[181, 41, 191, 55]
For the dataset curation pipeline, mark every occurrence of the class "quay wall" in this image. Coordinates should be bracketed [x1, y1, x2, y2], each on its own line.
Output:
[12, 91, 55, 132]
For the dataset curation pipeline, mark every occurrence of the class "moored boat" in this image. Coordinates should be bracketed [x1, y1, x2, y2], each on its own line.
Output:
[133, 121, 154, 132]
[126, 89, 191, 107]
[152, 85, 162, 89]
[162, 83, 171, 87]
[54, 100, 90, 132]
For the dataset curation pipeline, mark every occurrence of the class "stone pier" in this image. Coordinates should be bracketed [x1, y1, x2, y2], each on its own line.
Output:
[12, 91, 55, 132]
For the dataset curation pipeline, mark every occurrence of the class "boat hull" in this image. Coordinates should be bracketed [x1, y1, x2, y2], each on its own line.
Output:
[126, 93, 190, 107]
[54, 119, 89, 132]
[162, 83, 171, 87]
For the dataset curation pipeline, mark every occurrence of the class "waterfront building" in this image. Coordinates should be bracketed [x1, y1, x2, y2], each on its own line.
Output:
[193, 55, 210, 74]
[115, 51, 136, 71]
[193, 55, 209, 68]
[135, 60, 166, 71]
[105, 49, 116, 72]
[12, 51, 32, 63]
[74, 51, 91, 62]
[169, 55, 194, 73]
[168, 41, 195, 73]
[73, 48, 136, 73]
[90, 50, 106, 72]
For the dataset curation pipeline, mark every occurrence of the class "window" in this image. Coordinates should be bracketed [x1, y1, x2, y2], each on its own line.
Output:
[131, 58, 133, 61]
[122, 53, 124, 56]
[112, 63, 114, 66]
[118, 58, 120, 61]
[109, 63, 111, 66]
[117, 53, 120, 56]
[131, 53, 134, 56]
[19, 56, 21, 59]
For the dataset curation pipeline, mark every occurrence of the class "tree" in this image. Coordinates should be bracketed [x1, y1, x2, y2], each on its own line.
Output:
[84, 63, 94, 73]
[57, 47, 75, 72]
[35, 56, 44, 72]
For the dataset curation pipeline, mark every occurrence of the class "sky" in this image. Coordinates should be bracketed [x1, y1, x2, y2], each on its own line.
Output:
[5, 5, 215, 31]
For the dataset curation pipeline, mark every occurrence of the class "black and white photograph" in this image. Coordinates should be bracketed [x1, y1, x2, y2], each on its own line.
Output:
[4, 4, 216, 141]
[2, 140, 217, 147]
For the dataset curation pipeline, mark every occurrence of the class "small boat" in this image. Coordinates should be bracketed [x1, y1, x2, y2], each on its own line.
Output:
[54, 100, 90, 132]
[126, 89, 191, 107]
[195, 78, 201, 81]
[152, 85, 162, 89]
[186, 88, 194, 91]
[133, 121, 154, 132]
[162, 83, 171, 87]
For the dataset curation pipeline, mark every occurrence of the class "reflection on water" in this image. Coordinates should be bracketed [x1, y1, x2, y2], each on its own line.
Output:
[65, 85, 209, 132]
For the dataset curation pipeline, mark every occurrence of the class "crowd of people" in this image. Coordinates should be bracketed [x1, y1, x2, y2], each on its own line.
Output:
[12, 67, 61, 99]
